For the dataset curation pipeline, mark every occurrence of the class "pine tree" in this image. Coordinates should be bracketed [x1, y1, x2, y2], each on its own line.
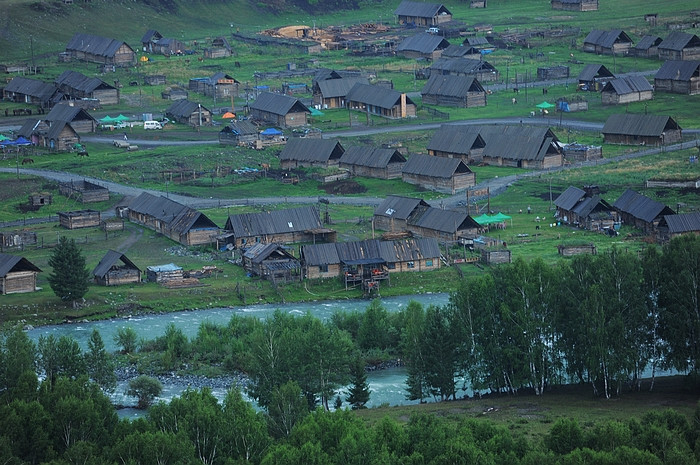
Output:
[346, 356, 370, 409]
[47, 236, 90, 307]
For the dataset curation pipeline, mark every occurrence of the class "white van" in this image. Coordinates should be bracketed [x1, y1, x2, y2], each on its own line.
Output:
[143, 120, 163, 130]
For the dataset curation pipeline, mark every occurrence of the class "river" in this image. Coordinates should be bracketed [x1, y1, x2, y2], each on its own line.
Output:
[27, 293, 455, 415]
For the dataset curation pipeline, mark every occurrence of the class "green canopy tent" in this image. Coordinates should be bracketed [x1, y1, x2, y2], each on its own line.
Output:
[114, 114, 130, 122]
[0, 134, 8, 141]
[536, 101, 555, 109]
[309, 108, 325, 117]
[491, 212, 513, 227]
[474, 213, 499, 225]
[99, 116, 116, 123]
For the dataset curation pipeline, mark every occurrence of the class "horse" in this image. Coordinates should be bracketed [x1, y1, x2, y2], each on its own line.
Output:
[21, 158, 34, 165]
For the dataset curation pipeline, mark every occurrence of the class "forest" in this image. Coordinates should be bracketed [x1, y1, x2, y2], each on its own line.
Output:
[1, 235, 699, 464]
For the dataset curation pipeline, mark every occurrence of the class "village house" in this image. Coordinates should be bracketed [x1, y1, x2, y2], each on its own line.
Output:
[0, 254, 41, 295]
[577, 64, 615, 91]
[141, 29, 163, 52]
[223, 206, 336, 248]
[613, 189, 675, 235]
[600, 75, 654, 105]
[218, 120, 259, 146]
[373, 195, 431, 232]
[396, 33, 451, 60]
[144, 75, 167, 86]
[279, 138, 345, 169]
[146, 263, 183, 283]
[54, 70, 119, 105]
[189, 73, 240, 99]
[312, 76, 369, 109]
[203, 37, 233, 58]
[654, 60, 700, 95]
[426, 124, 486, 163]
[441, 44, 482, 59]
[151, 38, 187, 56]
[656, 212, 700, 243]
[461, 36, 492, 51]
[658, 32, 700, 61]
[345, 83, 416, 119]
[339, 146, 407, 179]
[582, 29, 634, 55]
[65, 33, 135, 67]
[242, 243, 300, 284]
[631, 35, 663, 58]
[250, 92, 310, 128]
[165, 100, 212, 127]
[551, 0, 598, 11]
[429, 57, 499, 82]
[161, 87, 188, 100]
[394, 0, 453, 27]
[92, 250, 141, 286]
[3, 77, 62, 109]
[421, 74, 487, 108]
[126, 192, 220, 246]
[58, 179, 109, 203]
[406, 206, 483, 241]
[59, 210, 101, 229]
[602, 114, 682, 146]
[45, 104, 98, 133]
[17, 119, 80, 151]
[554, 186, 617, 231]
[477, 126, 563, 169]
[402, 154, 476, 194]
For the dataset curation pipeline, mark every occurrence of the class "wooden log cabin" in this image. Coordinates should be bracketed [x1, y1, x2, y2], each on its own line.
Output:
[602, 114, 682, 146]
[600, 76, 653, 105]
[557, 244, 597, 256]
[54, 70, 120, 106]
[345, 83, 417, 120]
[45, 104, 98, 133]
[339, 146, 406, 179]
[551, 0, 598, 11]
[373, 195, 430, 232]
[146, 263, 183, 283]
[583, 29, 634, 56]
[396, 33, 451, 60]
[65, 33, 136, 67]
[654, 60, 700, 95]
[613, 189, 676, 235]
[58, 210, 101, 229]
[427, 124, 486, 163]
[59, 180, 109, 203]
[406, 206, 483, 241]
[394, 0, 453, 27]
[165, 100, 212, 127]
[279, 138, 345, 170]
[92, 250, 141, 286]
[250, 92, 310, 128]
[478, 125, 563, 169]
[242, 243, 301, 284]
[421, 74, 487, 108]
[0, 254, 41, 295]
[658, 32, 700, 61]
[553, 186, 617, 231]
[402, 154, 475, 194]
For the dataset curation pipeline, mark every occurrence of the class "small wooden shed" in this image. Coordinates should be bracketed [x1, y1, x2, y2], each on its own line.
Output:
[93, 250, 141, 286]
[0, 254, 41, 294]
[658, 32, 700, 61]
[427, 124, 486, 163]
[144, 75, 167, 86]
[421, 74, 487, 108]
[250, 92, 310, 128]
[165, 100, 212, 127]
[58, 210, 101, 229]
[218, 120, 259, 146]
[339, 146, 406, 179]
[481, 248, 511, 264]
[373, 195, 430, 232]
[601, 76, 653, 105]
[146, 263, 183, 283]
[583, 29, 634, 55]
[242, 243, 301, 284]
[537, 65, 570, 80]
[28, 192, 52, 207]
[59, 180, 109, 203]
[578, 64, 614, 91]
[557, 243, 597, 256]
[654, 60, 700, 95]
[402, 154, 476, 194]
[551, 0, 598, 11]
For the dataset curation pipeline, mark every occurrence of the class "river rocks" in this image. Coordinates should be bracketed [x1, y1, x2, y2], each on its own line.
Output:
[115, 366, 249, 391]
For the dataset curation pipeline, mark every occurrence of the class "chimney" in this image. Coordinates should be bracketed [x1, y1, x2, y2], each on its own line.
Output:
[400, 93, 407, 118]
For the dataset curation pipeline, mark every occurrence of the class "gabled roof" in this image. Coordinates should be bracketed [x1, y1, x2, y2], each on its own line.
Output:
[441, 44, 481, 58]
[0, 254, 41, 277]
[302, 237, 441, 266]
[583, 29, 633, 48]
[346, 83, 415, 110]
[211, 36, 231, 50]
[221, 120, 258, 136]
[317, 77, 369, 98]
[339, 146, 406, 168]
[279, 138, 344, 163]
[55, 70, 115, 93]
[397, 33, 451, 54]
[312, 68, 364, 85]
[45, 104, 96, 123]
[601, 75, 653, 95]
[66, 33, 134, 58]
[554, 186, 587, 210]
[614, 189, 675, 223]
[554, 187, 614, 219]
[17, 118, 47, 138]
[462, 37, 491, 47]
[422, 74, 485, 98]
[402, 154, 473, 178]
[4, 77, 59, 101]
[225, 206, 322, 237]
[409, 207, 481, 234]
[128, 192, 218, 233]
[166, 99, 210, 118]
[658, 32, 700, 51]
[243, 243, 297, 264]
[655, 60, 700, 81]
[394, 0, 451, 18]
[661, 212, 700, 234]
[141, 29, 163, 43]
[45, 121, 78, 140]
[300, 242, 340, 266]
[477, 125, 561, 161]
[578, 63, 615, 81]
[209, 72, 240, 84]
[250, 92, 310, 116]
[634, 35, 663, 51]
[93, 250, 140, 278]
[374, 195, 430, 220]
[602, 114, 681, 136]
[427, 124, 486, 155]
[430, 57, 497, 75]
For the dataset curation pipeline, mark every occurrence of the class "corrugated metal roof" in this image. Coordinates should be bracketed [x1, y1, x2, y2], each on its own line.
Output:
[402, 153, 472, 178]
[578, 63, 614, 81]
[554, 186, 586, 210]
[279, 138, 344, 163]
[317, 77, 369, 98]
[397, 33, 450, 54]
[243, 243, 296, 264]
[340, 146, 406, 169]
[17, 119, 46, 138]
[463, 37, 490, 47]
[654, 60, 700, 81]
[0, 254, 41, 277]
[613, 189, 674, 223]
[250, 91, 310, 116]
[128, 192, 218, 234]
[426, 124, 485, 155]
[66, 33, 133, 58]
[4, 77, 59, 101]
[93, 250, 140, 278]
[573, 195, 613, 219]
[602, 114, 680, 137]
[394, 0, 451, 18]
[147, 263, 181, 272]
[374, 195, 430, 219]
[658, 32, 700, 52]
[226, 206, 322, 237]
[662, 212, 700, 233]
[409, 207, 480, 234]
[421, 74, 484, 98]
[430, 58, 497, 75]
[166, 99, 209, 118]
[300, 242, 339, 266]
[634, 35, 662, 51]
[55, 70, 114, 94]
[346, 83, 414, 110]
[601, 75, 653, 95]
[46, 104, 95, 123]
[583, 29, 632, 49]
[222, 120, 258, 136]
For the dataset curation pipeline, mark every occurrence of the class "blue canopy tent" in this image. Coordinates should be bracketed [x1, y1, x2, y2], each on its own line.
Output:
[260, 128, 283, 136]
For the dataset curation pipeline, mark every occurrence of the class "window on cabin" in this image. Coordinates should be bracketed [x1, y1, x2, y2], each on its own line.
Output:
[426, 260, 433, 267]
[387, 263, 396, 270]
[320, 264, 329, 272]
[288, 222, 294, 228]
[408, 261, 415, 269]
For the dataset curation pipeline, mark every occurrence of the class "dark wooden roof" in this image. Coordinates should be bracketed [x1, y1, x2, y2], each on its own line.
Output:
[128, 192, 218, 234]
[166, 99, 210, 118]
[554, 186, 613, 218]
[45, 121, 78, 140]
[429, 58, 497, 75]
[602, 114, 681, 137]
[441, 44, 481, 58]
[92, 250, 140, 278]
[462, 37, 491, 47]
[427, 124, 486, 155]
[340, 146, 406, 168]
[477, 125, 560, 162]
[655, 60, 700, 81]
[394, 0, 452, 18]
[317, 77, 369, 98]
[250, 92, 310, 116]
[302, 237, 441, 266]
[346, 83, 415, 110]
[397, 33, 451, 54]
[0, 254, 41, 277]
[554, 186, 586, 210]
[634, 35, 663, 51]
[583, 29, 633, 48]
[601, 75, 653, 95]
[421, 74, 485, 98]
[46, 104, 96, 123]
[279, 138, 344, 163]
[141, 29, 163, 43]
[66, 33, 134, 57]
[225, 206, 322, 237]
[243, 243, 297, 264]
[409, 207, 481, 234]
[220, 120, 258, 136]
[402, 154, 473, 178]
[578, 64, 615, 81]
[658, 32, 700, 52]
[661, 212, 700, 234]
[4, 77, 59, 101]
[613, 189, 675, 223]
[374, 195, 430, 220]
[17, 119, 46, 138]
[55, 70, 115, 93]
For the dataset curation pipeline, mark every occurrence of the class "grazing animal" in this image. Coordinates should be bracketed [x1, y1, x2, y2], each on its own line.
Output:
[21, 158, 34, 165]
[76, 151, 89, 157]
